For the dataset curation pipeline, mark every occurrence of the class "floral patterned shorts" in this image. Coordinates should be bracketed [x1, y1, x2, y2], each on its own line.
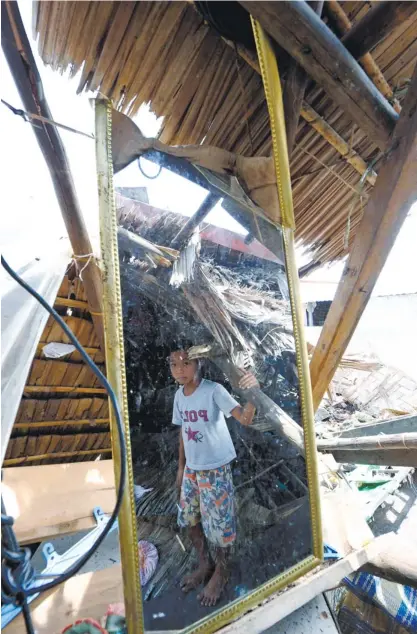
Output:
[178, 464, 236, 547]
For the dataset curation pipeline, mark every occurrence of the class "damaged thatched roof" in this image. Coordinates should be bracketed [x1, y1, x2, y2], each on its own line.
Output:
[5, 277, 111, 467]
[33, 1, 417, 264]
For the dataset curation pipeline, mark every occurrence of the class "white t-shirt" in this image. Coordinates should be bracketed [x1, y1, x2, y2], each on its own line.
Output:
[172, 379, 239, 470]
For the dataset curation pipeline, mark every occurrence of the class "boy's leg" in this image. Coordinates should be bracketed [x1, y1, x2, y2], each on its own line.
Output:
[178, 467, 213, 592]
[180, 523, 213, 592]
[198, 545, 231, 607]
[197, 465, 236, 606]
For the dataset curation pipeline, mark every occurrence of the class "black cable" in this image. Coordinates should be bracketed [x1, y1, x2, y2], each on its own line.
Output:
[1, 497, 36, 634]
[1, 255, 127, 598]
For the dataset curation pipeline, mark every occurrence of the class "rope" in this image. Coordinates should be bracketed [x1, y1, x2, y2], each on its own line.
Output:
[1, 99, 94, 139]
[71, 252, 95, 281]
[343, 153, 380, 250]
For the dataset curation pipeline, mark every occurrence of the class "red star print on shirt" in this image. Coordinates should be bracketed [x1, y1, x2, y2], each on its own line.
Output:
[185, 426, 203, 443]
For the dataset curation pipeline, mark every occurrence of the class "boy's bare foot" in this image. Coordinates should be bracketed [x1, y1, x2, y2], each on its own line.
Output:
[197, 566, 227, 607]
[180, 561, 212, 593]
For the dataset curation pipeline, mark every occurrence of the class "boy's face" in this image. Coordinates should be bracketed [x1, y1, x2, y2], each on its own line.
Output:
[169, 350, 198, 385]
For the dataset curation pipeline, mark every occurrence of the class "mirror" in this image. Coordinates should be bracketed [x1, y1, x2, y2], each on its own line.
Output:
[111, 122, 320, 631]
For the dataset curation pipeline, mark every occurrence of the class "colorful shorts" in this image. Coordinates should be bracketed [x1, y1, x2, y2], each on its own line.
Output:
[178, 464, 236, 547]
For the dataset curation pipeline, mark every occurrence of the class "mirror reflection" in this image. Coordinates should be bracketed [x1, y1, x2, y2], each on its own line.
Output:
[115, 159, 313, 630]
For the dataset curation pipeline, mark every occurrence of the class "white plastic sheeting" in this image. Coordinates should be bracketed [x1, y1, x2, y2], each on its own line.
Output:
[1, 251, 70, 463]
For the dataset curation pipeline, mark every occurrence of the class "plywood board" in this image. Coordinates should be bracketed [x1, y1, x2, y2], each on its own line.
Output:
[2, 460, 116, 544]
[5, 564, 123, 634]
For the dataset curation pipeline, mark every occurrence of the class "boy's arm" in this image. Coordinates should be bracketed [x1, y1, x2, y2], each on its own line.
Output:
[178, 428, 185, 469]
[176, 429, 185, 492]
[231, 371, 259, 426]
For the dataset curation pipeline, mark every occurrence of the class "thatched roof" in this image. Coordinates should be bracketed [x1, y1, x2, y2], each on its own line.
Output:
[33, 1, 417, 264]
[5, 277, 111, 467]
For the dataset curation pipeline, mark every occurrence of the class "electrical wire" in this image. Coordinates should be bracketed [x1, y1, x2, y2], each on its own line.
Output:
[1, 255, 127, 602]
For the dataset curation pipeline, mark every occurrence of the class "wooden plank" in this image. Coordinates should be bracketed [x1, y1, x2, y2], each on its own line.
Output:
[340, 414, 417, 438]
[54, 296, 89, 310]
[310, 62, 417, 409]
[219, 548, 370, 634]
[342, 1, 417, 60]
[5, 564, 123, 634]
[2, 460, 115, 544]
[240, 0, 398, 149]
[5, 550, 370, 634]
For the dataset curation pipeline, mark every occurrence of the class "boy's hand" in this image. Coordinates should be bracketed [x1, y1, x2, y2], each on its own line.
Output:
[238, 370, 259, 390]
[176, 466, 184, 496]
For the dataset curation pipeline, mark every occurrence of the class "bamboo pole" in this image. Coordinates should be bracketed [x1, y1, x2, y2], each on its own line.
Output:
[317, 433, 417, 452]
[1, 1, 105, 350]
[13, 418, 110, 430]
[221, 36, 377, 186]
[326, 0, 401, 113]
[23, 386, 107, 394]
[3, 447, 111, 467]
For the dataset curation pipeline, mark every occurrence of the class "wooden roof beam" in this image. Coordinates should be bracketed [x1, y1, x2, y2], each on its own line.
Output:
[1, 1, 105, 350]
[341, 0, 417, 61]
[310, 62, 417, 410]
[239, 1, 399, 149]
[170, 191, 220, 250]
[326, 0, 401, 113]
[283, 0, 324, 155]
[222, 38, 377, 186]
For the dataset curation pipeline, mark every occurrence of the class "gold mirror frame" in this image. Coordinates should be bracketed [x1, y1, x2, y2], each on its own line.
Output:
[95, 19, 323, 634]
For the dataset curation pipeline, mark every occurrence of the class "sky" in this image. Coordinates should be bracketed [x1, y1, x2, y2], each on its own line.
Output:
[1, 0, 416, 298]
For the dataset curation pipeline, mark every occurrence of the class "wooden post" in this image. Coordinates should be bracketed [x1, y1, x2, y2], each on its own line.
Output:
[239, 0, 398, 149]
[1, 1, 105, 349]
[342, 1, 417, 61]
[283, 0, 324, 155]
[310, 63, 417, 410]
